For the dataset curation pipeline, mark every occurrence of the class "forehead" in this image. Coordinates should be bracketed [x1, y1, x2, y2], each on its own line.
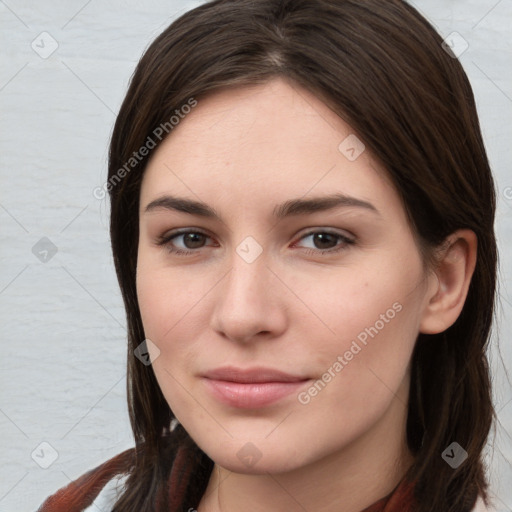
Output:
[158, 77, 351, 160]
[140, 77, 402, 222]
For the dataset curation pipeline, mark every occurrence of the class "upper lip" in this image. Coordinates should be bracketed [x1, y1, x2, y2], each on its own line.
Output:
[202, 366, 308, 383]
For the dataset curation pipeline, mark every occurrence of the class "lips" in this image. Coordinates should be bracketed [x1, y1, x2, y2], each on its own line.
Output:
[202, 366, 307, 383]
[201, 366, 310, 408]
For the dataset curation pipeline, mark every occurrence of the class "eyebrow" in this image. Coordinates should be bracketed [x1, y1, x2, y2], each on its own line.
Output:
[143, 193, 380, 219]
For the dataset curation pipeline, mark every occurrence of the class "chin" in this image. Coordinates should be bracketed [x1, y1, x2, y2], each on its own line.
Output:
[196, 436, 309, 475]
[218, 455, 303, 476]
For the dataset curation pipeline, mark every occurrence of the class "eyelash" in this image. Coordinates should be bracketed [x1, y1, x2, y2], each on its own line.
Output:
[155, 229, 355, 256]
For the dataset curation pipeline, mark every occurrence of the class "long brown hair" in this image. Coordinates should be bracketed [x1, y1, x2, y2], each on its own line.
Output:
[107, 1, 498, 510]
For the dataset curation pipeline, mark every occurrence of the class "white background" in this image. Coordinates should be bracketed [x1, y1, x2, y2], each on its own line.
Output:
[0, 1, 511, 511]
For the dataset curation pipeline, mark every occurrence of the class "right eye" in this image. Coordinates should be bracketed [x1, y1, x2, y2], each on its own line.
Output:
[156, 230, 216, 255]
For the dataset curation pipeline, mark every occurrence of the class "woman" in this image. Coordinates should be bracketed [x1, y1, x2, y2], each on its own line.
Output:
[38, 0, 498, 511]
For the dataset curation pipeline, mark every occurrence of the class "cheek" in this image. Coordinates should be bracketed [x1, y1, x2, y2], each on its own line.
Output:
[135, 263, 218, 383]
[136, 270, 169, 341]
[136, 261, 206, 340]
[135, 266, 201, 415]
[299, 257, 424, 398]
[295, 297, 419, 455]
[286, 257, 420, 351]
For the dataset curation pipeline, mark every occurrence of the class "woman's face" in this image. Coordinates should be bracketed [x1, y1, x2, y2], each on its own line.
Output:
[136, 77, 436, 474]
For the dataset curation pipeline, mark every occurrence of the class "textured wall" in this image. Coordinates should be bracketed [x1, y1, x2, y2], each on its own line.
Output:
[0, 1, 511, 511]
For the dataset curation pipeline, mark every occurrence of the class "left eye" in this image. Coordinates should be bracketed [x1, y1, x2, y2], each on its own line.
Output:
[294, 231, 354, 252]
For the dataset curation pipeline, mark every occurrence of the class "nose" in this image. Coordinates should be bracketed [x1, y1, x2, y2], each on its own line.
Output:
[209, 249, 288, 344]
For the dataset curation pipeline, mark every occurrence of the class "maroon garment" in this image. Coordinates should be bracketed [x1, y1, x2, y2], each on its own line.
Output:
[361, 476, 416, 512]
[37, 444, 417, 512]
[36, 448, 136, 512]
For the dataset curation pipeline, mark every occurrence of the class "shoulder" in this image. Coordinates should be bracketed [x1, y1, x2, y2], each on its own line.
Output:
[37, 447, 135, 512]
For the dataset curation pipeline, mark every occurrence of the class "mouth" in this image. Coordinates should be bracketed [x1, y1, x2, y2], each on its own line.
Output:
[201, 366, 311, 408]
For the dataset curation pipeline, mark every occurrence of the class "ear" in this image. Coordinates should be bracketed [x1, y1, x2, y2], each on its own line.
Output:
[419, 229, 477, 335]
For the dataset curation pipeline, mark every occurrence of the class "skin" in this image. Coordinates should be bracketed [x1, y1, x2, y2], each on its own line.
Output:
[136, 77, 477, 512]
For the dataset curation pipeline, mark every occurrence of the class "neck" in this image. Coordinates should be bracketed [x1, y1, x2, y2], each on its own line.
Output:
[197, 379, 414, 512]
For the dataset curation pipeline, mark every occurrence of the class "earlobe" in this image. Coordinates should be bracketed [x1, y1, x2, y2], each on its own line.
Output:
[419, 229, 477, 335]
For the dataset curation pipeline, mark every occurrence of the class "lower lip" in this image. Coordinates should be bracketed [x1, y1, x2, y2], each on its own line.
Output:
[202, 378, 310, 409]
